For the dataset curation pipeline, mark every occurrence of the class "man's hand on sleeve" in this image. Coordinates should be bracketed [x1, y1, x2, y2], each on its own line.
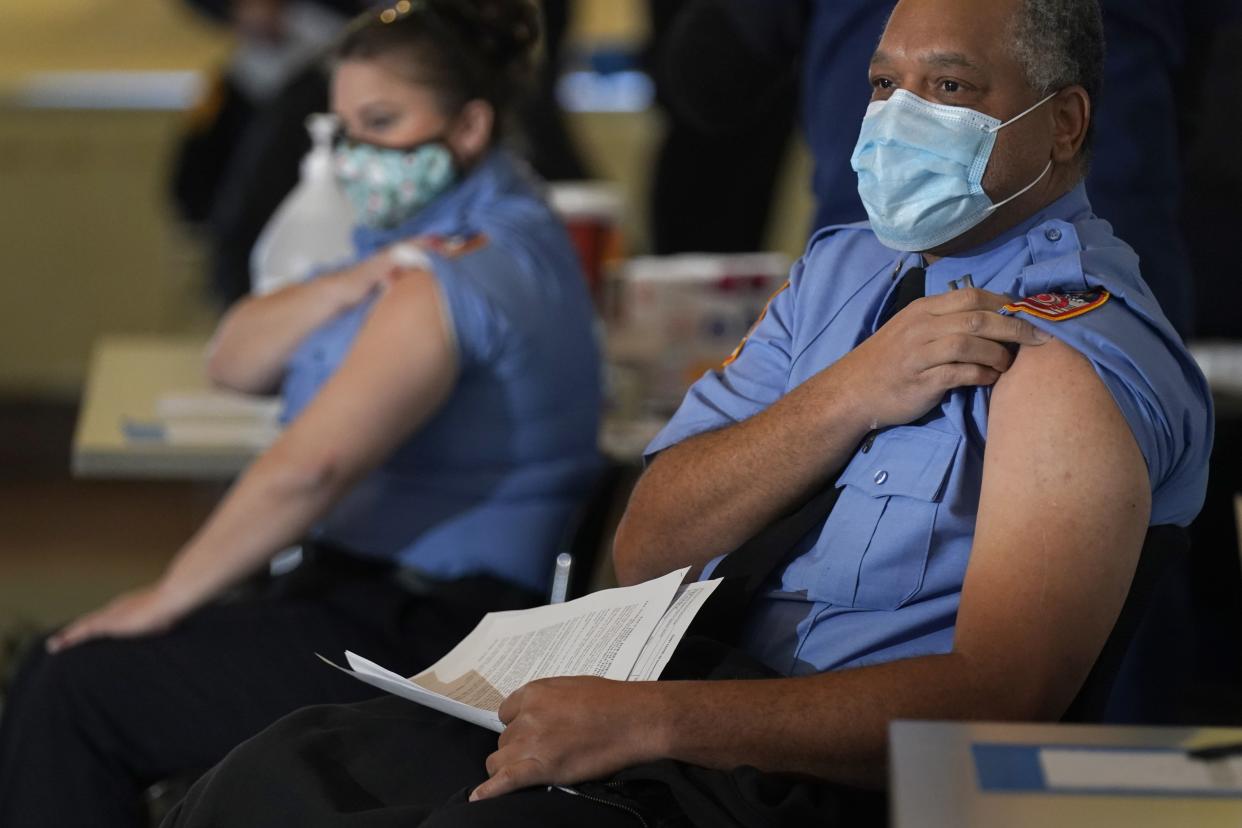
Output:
[836, 287, 1050, 429]
[614, 286, 1049, 586]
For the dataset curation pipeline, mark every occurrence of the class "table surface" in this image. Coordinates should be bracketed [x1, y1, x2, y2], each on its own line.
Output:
[890, 720, 1242, 827]
[72, 334, 267, 480]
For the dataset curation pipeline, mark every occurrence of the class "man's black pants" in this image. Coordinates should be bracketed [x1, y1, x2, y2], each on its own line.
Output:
[0, 552, 540, 828]
[165, 696, 654, 828]
[164, 693, 887, 828]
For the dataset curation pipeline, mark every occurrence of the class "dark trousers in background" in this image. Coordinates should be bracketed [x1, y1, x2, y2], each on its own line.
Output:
[0, 551, 540, 828]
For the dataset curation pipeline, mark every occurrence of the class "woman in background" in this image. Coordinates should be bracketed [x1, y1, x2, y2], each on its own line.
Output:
[0, 2, 601, 825]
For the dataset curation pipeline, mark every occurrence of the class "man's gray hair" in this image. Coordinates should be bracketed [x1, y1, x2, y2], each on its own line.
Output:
[1008, 0, 1105, 163]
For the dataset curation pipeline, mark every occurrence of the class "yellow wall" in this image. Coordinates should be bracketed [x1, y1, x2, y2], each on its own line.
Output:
[0, 2, 230, 396]
[570, 0, 650, 43]
[0, 1, 229, 81]
[0, 108, 219, 394]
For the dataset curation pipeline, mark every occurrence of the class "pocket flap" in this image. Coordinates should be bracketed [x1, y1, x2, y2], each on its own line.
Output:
[837, 426, 960, 501]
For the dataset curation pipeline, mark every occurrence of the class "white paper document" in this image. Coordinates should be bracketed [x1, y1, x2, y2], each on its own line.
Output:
[122, 390, 283, 448]
[1040, 748, 1242, 795]
[322, 568, 720, 732]
[626, 580, 719, 681]
[123, 418, 282, 447]
[155, 390, 282, 421]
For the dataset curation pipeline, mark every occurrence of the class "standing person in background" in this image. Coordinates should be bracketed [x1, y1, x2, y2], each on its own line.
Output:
[1181, 9, 1242, 341]
[656, 0, 884, 254]
[516, 0, 592, 182]
[1086, 0, 1242, 338]
[660, 0, 1242, 337]
[0, 3, 602, 825]
[1180, 9, 1242, 718]
[172, 0, 367, 304]
[644, 0, 797, 255]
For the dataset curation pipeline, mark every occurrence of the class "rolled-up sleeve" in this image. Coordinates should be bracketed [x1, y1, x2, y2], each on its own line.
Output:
[421, 242, 518, 369]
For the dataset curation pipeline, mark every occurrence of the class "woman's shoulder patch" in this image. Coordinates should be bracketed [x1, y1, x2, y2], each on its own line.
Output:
[415, 233, 489, 258]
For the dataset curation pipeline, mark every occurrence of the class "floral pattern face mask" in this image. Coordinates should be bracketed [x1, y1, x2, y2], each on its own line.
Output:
[334, 136, 458, 229]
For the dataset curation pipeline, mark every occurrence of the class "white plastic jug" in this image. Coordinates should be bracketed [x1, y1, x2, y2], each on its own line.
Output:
[250, 113, 356, 296]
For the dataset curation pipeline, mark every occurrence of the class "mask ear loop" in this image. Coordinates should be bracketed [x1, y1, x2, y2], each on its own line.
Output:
[987, 90, 1059, 134]
[983, 89, 1058, 211]
[986, 158, 1053, 212]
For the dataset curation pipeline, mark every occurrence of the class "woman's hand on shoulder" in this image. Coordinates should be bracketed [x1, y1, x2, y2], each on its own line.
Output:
[322, 240, 433, 309]
[328, 249, 401, 308]
[206, 247, 414, 395]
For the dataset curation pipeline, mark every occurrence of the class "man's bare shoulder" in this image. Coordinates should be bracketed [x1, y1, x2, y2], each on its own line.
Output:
[991, 336, 1115, 418]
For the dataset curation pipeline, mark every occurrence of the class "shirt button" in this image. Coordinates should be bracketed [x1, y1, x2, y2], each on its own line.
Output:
[1045, 227, 1062, 242]
[873, 470, 888, 485]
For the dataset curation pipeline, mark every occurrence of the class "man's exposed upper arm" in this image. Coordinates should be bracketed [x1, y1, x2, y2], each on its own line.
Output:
[952, 337, 1151, 720]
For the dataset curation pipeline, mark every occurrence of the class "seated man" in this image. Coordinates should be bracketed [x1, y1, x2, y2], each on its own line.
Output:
[163, 0, 1213, 825]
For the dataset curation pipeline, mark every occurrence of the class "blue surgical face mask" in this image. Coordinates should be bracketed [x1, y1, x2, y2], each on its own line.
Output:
[334, 136, 457, 229]
[850, 88, 1056, 252]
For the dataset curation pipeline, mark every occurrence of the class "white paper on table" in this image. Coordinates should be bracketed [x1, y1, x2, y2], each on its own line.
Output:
[163, 421, 281, 446]
[324, 568, 691, 730]
[124, 390, 282, 448]
[1040, 747, 1242, 794]
[627, 579, 720, 681]
[122, 418, 281, 447]
[155, 390, 282, 421]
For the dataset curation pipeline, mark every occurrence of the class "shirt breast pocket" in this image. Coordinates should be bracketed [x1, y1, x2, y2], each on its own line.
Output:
[809, 426, 961, 610]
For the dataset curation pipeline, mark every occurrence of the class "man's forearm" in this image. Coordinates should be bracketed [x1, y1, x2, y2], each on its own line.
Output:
[613, 363, 873, 585]
[652, 650, 1045, 789]
[480, 648, 1058, 800]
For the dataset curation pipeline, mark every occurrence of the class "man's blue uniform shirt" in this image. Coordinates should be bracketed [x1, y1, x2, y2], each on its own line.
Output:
[646, 184, 1213, 676]
[282, 150, 602, 595]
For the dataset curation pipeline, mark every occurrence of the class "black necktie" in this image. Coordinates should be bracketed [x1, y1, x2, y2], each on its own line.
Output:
[699, 265, 927, 639]
[884, 265, 927, 330]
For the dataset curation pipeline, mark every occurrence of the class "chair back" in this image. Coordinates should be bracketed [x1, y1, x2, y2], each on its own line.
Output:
[549, 462, 626, 603]
[1061, 524, 1190, 723]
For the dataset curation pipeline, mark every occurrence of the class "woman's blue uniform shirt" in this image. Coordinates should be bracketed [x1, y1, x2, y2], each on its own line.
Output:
[282, 150, 602, 595]
[646, 184, 1213, 676]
